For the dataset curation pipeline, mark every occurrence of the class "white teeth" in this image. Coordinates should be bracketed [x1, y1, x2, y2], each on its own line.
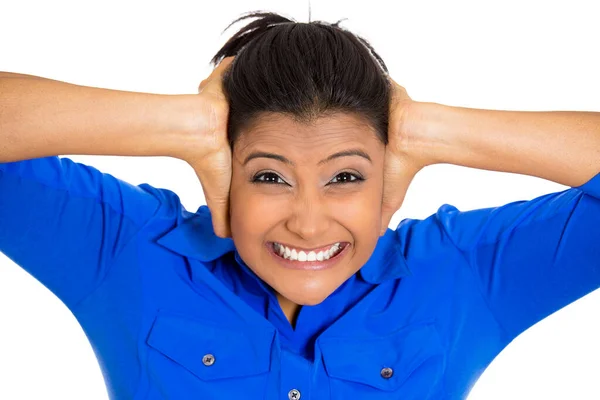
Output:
[298, 251, 307, 262]
[273, 242, 344, 262]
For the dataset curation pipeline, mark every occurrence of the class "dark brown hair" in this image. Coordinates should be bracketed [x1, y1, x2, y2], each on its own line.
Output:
[211, 11, 391, 147]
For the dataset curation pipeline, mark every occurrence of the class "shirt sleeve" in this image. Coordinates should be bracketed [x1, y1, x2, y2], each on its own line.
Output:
[0, 156, 163, 309]
[437, 171, 600, 338]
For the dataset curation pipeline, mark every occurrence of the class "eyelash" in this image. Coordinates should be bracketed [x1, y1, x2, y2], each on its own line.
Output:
[252, 171, 364, 186]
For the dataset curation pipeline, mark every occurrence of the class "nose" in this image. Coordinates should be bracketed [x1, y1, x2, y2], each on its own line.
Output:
[285, 187, 331, 241]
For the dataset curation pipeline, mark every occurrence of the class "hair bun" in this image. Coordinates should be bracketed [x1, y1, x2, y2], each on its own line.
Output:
[211, 11, 296, 66]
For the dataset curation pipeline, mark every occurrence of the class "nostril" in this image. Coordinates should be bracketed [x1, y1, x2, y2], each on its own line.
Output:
[285, 213, 331, 240]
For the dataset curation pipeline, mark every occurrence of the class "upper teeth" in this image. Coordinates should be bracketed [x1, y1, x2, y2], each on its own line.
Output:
[274, 242, 342, 262]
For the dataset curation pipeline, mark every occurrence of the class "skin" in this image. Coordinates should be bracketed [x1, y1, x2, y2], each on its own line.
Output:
[191, 58, 420, 239]
[191, 56, 600, 326]
[229, 112, 386, 324]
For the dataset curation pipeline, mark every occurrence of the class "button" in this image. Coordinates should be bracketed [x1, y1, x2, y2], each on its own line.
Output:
[202, 354, 215, 366]
[288, 389, 301, 400]
[380, 367, 393, 379]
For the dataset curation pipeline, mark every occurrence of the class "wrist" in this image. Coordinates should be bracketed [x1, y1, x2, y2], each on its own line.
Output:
[108, 93, 201, 159]
[400, 101, 457, 167]
[152, 94, 210, 160]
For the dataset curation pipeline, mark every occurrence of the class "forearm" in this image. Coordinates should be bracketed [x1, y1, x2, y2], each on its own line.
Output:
[0, 72, 197, 163]
[406, 102, 600, 187]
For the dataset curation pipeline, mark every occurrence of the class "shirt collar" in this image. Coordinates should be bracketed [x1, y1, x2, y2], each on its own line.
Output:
[155, 205, 411, 284]
[357, 227, 412, 283]
[155, 206, 236, 262]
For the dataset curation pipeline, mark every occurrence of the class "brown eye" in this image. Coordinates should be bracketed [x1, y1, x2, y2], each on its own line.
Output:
[329, 172, 364, 185]
[253, 172, 286, 184]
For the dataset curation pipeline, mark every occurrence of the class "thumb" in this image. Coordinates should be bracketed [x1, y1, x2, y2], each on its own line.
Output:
[189, 149, 232, 238]
[380, 146, 419, 235]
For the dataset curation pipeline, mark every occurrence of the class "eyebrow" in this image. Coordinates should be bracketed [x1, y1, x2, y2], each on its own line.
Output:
[242, 148, 372, 166]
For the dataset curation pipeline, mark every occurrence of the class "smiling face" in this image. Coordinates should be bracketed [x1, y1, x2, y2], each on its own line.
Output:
[229, 112, 386, 314]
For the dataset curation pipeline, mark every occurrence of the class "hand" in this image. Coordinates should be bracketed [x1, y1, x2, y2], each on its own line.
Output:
[380, 77, 427, 235]
[182, 57, 234, 238]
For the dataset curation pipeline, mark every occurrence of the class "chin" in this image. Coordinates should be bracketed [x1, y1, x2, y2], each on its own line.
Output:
[282, 286, 335, 306]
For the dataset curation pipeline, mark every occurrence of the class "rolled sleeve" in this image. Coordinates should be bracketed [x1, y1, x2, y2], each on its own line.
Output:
[574, 171, 600, 199]
[0, 156, 161, 309]
[438, 171, 600, 338]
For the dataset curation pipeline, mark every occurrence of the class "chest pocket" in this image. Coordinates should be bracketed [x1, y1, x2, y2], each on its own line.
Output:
[319, 320, 446, 399]
[144, 312, 275, 398]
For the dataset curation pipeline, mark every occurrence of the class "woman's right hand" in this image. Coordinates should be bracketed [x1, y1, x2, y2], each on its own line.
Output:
[178, 57, 234, 238]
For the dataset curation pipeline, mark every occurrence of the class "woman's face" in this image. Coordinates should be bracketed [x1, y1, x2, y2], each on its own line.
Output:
[229, 112, 385, 308]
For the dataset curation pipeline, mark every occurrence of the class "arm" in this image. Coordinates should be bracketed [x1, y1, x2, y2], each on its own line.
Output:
[403, 102, 600, 187]
[0, 62, 233, 307]
[400, 101, 600, 337]
[0, 156, 168, 308]
[0, 62, 234, 236]
[0, 72, 194, 306]
[0, 71, 198, 162]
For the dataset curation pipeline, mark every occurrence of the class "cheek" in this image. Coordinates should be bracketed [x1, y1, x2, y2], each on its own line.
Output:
[231, 186, 383, 237]
[229, 185, 287, 240]
[330, 184, 383, 237]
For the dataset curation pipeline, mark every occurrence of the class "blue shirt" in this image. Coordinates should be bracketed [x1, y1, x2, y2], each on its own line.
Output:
[1, 156, 600, 399]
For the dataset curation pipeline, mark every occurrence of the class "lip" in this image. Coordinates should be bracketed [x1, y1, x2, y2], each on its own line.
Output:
[266, 241, 350, 271]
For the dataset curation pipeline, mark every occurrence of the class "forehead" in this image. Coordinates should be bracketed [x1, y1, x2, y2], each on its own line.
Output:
[235, 112, 381, 155]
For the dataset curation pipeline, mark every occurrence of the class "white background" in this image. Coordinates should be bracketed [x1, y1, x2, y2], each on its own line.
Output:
[1, 0, 600, 398]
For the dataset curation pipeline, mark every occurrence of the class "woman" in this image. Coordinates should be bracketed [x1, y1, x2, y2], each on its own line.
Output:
[1, 10, 599, 400]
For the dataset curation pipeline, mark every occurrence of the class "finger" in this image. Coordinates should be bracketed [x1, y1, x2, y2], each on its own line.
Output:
[198, 79, 208, 93]
[209, 196, 231, 239]
[198, 57, 235, 93]
[201, 174, 232, 238]
[207, 57, 235, 84]
[388, 77, 411, 111]
[215, 56, 235, 72]
[380, 152, 398, 235]
[206, 162, 232, 238]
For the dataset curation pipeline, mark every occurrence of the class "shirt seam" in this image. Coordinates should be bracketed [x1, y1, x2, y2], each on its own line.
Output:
[70, 199, 162, 310]
[0, 161, 160, 226]
[437, 188, 586, 340]
[459, 187, 583, 248]
[437, 220, 512, 340]
[72, 203, 160, 398]
[3, 162, 166, 398]
[132, 219, 151, 400]
[1, 166, 165, 309]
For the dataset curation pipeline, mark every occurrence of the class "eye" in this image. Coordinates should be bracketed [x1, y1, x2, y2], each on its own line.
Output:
[329, 172, 364, 185]
[252, 171, 287, 185]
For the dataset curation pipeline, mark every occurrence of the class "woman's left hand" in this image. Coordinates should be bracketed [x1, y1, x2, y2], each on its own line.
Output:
[379, 78, 430, 235]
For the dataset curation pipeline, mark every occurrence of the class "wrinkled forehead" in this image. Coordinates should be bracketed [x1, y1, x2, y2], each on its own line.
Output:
[234, 112, 381, 157]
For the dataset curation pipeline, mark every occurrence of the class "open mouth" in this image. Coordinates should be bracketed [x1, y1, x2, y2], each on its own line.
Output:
[270, 241, 348, 262]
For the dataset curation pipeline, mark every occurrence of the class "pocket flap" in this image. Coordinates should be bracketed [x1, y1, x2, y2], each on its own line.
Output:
[146, 313, 275, 381]
[319, 320, 444, 391]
